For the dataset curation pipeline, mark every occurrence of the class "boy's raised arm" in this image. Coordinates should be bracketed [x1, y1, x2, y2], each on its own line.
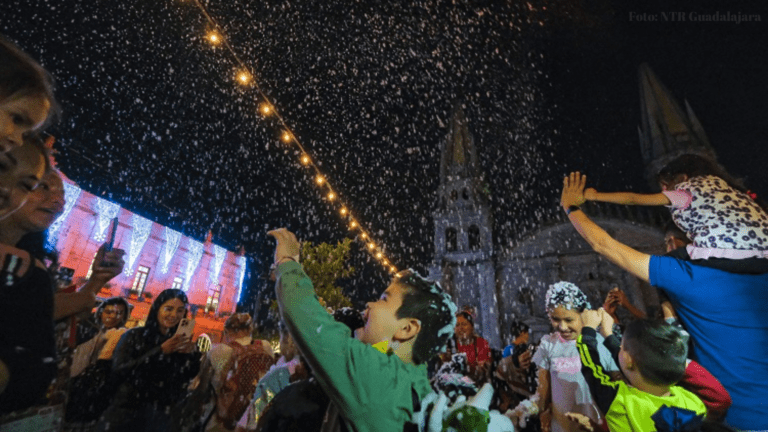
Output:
[268, 228, 415, 428]
[576, 311, 620, 416]
[561, 173, 651, 282]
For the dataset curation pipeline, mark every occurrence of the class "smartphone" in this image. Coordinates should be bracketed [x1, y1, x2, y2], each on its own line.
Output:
[174, 318, 195, 340]
[105, 217, 118, 252]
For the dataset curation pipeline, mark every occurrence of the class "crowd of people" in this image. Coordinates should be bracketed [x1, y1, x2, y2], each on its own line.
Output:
[2, 33, 767, 432]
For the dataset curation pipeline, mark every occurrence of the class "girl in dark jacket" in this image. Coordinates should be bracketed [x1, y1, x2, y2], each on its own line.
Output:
[97, 289, 199, 432]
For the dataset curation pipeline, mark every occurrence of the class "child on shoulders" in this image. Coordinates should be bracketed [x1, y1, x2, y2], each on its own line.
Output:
[583, 154, 768, 273]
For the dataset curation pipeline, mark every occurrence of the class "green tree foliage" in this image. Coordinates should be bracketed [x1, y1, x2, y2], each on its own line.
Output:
[270, 238, 355, 312]
[300, 238, 355, 310]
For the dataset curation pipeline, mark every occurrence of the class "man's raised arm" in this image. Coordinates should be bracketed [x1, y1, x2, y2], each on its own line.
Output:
[560, 172, 651, 282]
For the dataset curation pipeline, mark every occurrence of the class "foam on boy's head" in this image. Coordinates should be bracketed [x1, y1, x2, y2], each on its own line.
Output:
[545, 281, 591, 314]
[622, 319, 688, 386]
[394, 269, 457, 364]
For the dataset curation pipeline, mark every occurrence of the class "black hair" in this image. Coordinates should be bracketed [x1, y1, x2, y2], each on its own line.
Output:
[663, 220, 689, 242]
[622, 319, 687, 386]
[145, 289, 188, 333]
[658, 154, 768, 213]
[394, 270, 457, 365]
[0, 36, 59, 125]
[510, 320, 530, 339]
[657, 154, 736, 188]
[96, 297, 130, 328]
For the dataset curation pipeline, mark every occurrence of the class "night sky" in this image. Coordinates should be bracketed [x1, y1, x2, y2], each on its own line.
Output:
[2, 0, 767, 310]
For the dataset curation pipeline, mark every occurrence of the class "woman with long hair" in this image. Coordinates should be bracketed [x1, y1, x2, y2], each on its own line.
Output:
[97, 289, 200, 432]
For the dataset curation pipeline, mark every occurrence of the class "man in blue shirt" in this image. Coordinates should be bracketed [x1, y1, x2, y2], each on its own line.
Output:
[559, 172, 768, 431]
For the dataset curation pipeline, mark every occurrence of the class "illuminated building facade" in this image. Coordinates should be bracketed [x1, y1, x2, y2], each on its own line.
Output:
[49, 177, 246, 327]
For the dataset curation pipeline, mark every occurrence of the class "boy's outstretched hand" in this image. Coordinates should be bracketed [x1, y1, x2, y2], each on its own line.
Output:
[267, 228, 301, 265]
[561, 172, 587, 209]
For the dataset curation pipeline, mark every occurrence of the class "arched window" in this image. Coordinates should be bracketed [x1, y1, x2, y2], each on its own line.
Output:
[468, 225, 481, 250]
[446, 228, 458, 252]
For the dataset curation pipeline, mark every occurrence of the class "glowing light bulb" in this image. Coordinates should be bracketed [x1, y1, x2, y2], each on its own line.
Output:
[367, 242, 375, 250]
[260, 103, 272, 115]
[237, 71, 251, 85]
[350, 220, 358, 229]
[207, 32, 221, 45]
[315, 175, 325, 185]
[281, 132, 292, 143]
[301, 154, 310, 165]
[340, 207, 348, 216]
[383, 259, 389, 266]
[328, 192, 336, 201]
[375, 252, 383, 259]
[361, 233, 368, 240]
[389, 266, 396, 273]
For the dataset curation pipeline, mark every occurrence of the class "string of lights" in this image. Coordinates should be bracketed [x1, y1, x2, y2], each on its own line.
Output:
[180, 0, 398, 273]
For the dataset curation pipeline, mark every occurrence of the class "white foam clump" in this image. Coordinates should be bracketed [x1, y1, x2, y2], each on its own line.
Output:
[505, 394, 540, 429]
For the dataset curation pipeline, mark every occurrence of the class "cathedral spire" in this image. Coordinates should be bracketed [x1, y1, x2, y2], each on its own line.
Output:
[439, 101, 481, 184]
[638, 63, 716, 188]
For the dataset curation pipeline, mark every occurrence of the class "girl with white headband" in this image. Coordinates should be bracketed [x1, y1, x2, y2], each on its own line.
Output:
[531, 281, 619, 432]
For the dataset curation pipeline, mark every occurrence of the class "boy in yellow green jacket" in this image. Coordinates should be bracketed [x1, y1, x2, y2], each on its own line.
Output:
[575, 309, 706, 431]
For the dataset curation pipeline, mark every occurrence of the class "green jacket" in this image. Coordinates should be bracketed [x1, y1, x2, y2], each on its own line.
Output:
[276, 261, 431, 432]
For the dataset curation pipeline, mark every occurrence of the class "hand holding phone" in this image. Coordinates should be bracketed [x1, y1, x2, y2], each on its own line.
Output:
[105, 217, 118, 252]
[99, 217, 119, 268]
[174, 318, 195, 340]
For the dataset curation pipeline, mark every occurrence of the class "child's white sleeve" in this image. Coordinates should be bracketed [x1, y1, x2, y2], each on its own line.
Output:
[531, 336, 551, 370]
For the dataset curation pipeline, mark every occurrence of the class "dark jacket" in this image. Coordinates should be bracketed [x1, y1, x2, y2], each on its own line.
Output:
[108, 325, 200, 409]
[0, 246, 56, 414]
[97, 290, 199, 431]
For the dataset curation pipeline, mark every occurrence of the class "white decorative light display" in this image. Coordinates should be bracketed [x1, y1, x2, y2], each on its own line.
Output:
[93, 197, 121, 242]
[184, 239, 204, 292]
[210, 244, 227, 284]
[236, 255, 247, 302]
[124, 214, 153, 276]
[161, 227, 182, 274]
[47, 182, 82, 248]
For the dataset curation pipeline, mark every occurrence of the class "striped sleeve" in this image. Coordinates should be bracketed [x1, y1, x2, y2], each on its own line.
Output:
[577, 327, 620, 415]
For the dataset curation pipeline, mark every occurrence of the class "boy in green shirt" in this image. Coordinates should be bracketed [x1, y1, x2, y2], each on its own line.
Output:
[268, 228, 457, 432]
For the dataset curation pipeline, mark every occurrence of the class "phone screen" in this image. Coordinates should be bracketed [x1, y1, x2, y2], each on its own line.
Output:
[105, 217, 118, 252]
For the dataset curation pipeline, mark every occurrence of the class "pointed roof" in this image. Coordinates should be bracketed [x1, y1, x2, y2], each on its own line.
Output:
[638, 63, 716, 186]
[439, 101, 481, 184]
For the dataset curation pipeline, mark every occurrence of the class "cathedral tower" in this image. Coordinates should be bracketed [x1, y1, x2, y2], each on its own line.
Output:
[429, 101, 501, 348]
[638, 63, 717, 189]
